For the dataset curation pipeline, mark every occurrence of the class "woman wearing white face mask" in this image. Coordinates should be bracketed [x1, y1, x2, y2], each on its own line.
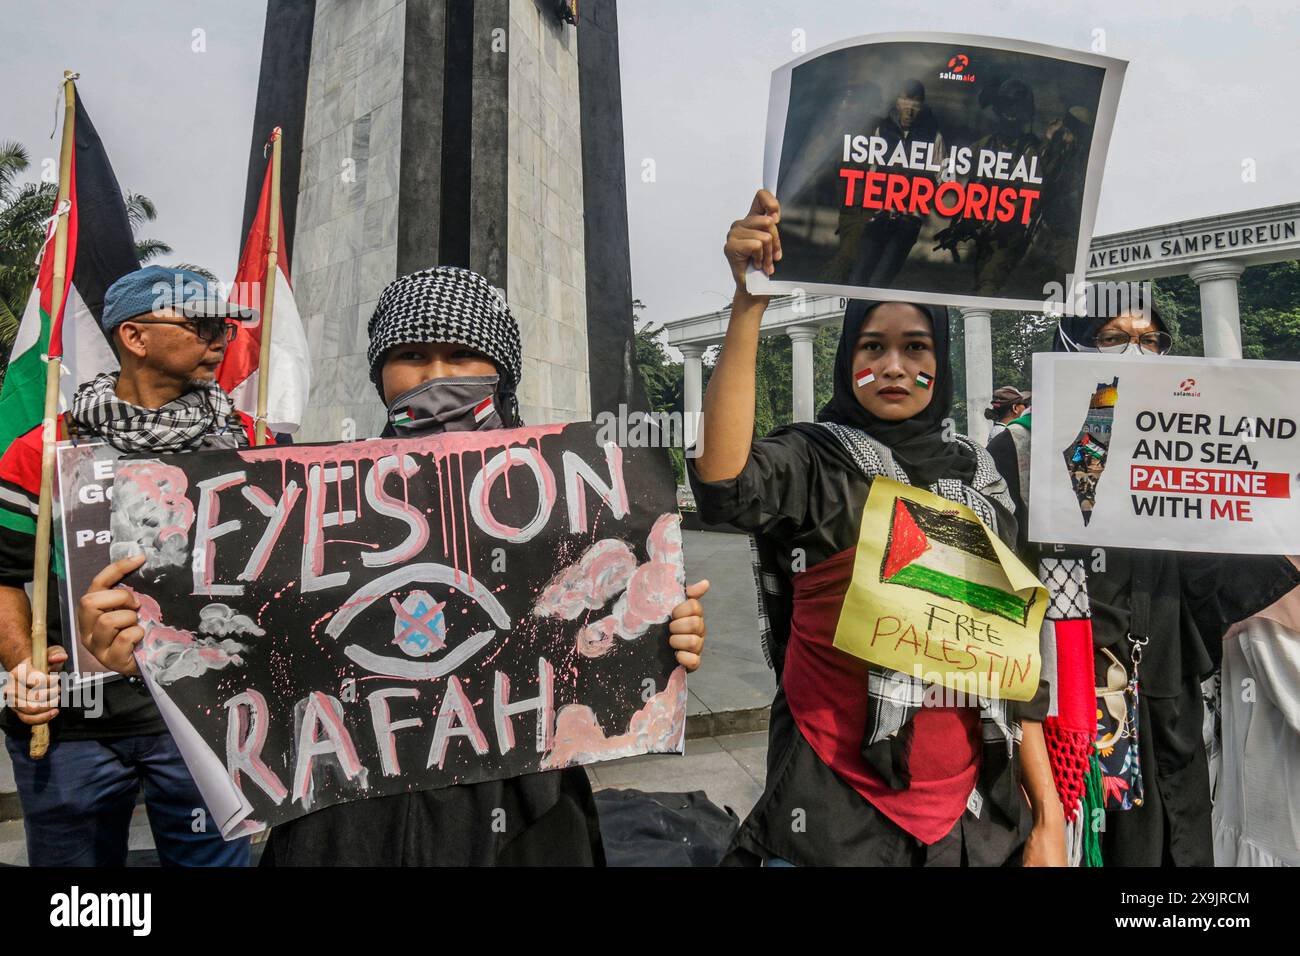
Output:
[988, 297, 1300, 866]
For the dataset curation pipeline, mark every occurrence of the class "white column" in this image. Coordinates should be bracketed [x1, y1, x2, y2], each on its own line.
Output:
[679, 344, 705, 450]
[1189, 260, 1246, 359]
[959, 308, 994, 445]
[787, 325, 818, 423]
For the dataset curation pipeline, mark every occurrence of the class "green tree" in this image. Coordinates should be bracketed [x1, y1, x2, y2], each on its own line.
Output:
[632, 300, 687, 481]
[0, 139, 215, 389]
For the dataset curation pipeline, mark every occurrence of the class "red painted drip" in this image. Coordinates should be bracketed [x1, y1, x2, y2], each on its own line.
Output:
[435, 452, 448, 557]
[234, 424, 565, 470]
[334, 455, 344, 513]
[446, 453, 460, 584]
[458, 451, 473, 592]
[353, 457, 362, 516]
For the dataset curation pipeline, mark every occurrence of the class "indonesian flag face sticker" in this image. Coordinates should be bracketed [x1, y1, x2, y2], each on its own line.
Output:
[473, 396, 495, 424]
[855, 368, 876, 388]
[915, 371, 934, 390]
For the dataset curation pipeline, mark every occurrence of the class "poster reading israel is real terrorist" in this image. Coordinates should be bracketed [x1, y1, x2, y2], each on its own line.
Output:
[97, 422, 688, 837]
[1028, 353, 1300, 554]
[747, 33, 1126, 312]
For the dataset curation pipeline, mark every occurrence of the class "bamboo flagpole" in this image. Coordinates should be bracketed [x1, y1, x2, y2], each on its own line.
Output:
[253, 127, 283, 447]
[28, 72, 78, 759]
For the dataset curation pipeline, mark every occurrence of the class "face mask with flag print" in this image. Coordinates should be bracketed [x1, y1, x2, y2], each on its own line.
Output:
[386, 374, 503, 436]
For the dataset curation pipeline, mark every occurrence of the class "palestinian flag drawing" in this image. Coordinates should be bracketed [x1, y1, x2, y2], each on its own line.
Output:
[879, 495, 1034, 625]
[855, 368, 875, 388]
[915, 371, 933, 389]
[0, 84, 138, 453]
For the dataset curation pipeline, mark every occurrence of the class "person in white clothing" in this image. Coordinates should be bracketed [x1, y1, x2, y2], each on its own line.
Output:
[1213, 557, 1300, 867]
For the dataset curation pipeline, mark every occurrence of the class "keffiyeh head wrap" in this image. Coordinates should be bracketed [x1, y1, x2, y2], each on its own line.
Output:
[366, 267, 523, 425]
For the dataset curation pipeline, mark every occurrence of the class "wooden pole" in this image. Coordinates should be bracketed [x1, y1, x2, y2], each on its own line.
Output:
[28, 72, 78, 759]
[253, 127, 282, 447]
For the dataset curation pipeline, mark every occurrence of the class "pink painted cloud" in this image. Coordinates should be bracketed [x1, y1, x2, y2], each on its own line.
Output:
[541, 665, 687, 770]
[132, 591, 247, 686]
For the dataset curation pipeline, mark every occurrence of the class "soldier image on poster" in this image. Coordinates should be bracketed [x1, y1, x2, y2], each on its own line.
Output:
[932, 77, 1041, 295]
[827, 80, 950, 288]
[1033, 105, 1095, 277]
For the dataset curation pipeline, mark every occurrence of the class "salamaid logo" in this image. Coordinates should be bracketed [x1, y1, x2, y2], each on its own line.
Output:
[939, 52, 976, 83]
[49, 886, 151, 936]
[1174, 377, 1201, 398]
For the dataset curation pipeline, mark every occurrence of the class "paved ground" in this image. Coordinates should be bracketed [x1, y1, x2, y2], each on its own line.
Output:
[680, 530, 775, 730]
[0, 530, 772, 865]
[0, 731, 770, 866]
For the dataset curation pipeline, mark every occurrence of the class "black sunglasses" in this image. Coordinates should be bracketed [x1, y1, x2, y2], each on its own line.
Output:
[126, 317, 239, 344]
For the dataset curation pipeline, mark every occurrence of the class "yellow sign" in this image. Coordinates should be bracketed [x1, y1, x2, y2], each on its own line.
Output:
[833, 478, 1046, 702]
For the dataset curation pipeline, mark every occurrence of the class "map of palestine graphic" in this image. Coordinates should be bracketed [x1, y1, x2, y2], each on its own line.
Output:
[1061, 377, 1118, 525]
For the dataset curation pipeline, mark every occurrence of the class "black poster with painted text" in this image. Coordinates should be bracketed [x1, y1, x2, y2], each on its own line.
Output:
[104, 423, 687, 836]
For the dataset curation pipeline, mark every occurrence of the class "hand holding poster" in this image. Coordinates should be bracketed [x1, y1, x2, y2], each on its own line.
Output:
[55, 441, 124, 685]
[833, 477, 1046, 702]
[91, 422, 687, 836]
[1029, 353, 1300, 553]
[747, 33, 1125, 311]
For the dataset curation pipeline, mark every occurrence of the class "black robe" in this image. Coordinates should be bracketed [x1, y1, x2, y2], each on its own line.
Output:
[988, 427, 1300, 866]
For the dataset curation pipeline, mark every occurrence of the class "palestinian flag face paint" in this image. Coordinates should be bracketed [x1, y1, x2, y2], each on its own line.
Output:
[473, 397, 495, 424]
[880, 496, 1032, 625]
[915, 371, 934, 390]
[855, 368, 876, 389]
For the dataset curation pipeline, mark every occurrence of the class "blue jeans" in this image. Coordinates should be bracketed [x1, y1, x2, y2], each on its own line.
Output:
[5, 733, 250, 867]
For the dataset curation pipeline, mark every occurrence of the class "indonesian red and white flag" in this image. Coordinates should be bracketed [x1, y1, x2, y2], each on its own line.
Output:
[218, 153, 310, 434]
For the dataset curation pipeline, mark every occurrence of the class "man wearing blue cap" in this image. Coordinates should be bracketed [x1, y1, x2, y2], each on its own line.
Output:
[0, 265, 263, 866]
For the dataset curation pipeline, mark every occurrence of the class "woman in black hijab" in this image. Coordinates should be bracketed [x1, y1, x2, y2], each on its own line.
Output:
[688, 190, 1063, 866]
[990, 295, 1300, 865]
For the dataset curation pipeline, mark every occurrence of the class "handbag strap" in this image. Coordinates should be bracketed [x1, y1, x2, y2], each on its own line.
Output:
[1126, 553, 1153, 676]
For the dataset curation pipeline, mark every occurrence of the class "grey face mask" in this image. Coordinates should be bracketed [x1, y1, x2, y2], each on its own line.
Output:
[386, 374, 503, 435]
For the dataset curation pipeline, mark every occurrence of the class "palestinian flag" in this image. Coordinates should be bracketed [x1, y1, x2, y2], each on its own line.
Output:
[915, 371, 934, 390]
[0, 86, 138, 453]
[880, 495, 1032, 625]
[217, 129, 310, 434]
[392, 408, 413, 426]
[855, 368, 875, 388]
[1075, 432, 1107, 461]
[473, 396, 494, 424]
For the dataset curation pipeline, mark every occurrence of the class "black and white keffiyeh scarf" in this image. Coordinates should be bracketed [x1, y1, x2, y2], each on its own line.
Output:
[366, 267, 524, 427]
[68, 372, 245, 453]
[750, 422, 1028, 807]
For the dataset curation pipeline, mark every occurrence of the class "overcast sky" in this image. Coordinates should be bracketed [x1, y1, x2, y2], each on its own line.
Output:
[4, 1, 1297, 331]
[4, 0, 265, 281]
[619, 0, 1300, 327]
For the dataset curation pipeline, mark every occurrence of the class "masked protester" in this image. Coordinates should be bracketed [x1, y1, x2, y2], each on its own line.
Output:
[1, 266, 257, 867]
[988, 298, 1300, 865]
[689, 190, 1064, 866]
[82, 265, 710, 865]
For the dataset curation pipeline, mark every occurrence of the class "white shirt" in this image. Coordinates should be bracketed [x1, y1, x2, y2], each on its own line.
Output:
[1212, 618, 1300, 866]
